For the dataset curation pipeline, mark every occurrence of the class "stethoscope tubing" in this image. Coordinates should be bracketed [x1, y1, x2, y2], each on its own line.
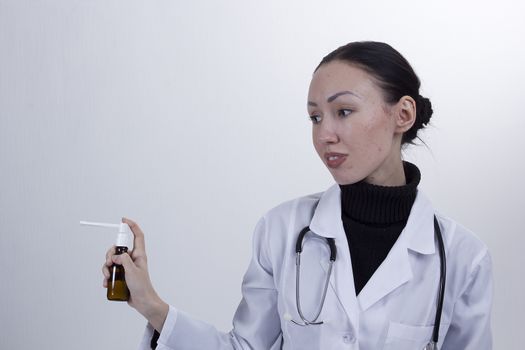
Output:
[294, 226, 336, 325]
[432, 215, 446, 344]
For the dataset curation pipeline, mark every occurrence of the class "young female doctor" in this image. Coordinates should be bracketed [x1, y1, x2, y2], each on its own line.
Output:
[103, 41, 493, 350]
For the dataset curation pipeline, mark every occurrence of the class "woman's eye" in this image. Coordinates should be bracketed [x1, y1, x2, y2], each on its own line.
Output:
[309, 115, 322, 124]
[338, 109, 353, 117]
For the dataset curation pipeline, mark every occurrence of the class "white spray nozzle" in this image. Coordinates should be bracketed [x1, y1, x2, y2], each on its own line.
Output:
[80, 220, 132, 248]
[80, 221, 128, 233]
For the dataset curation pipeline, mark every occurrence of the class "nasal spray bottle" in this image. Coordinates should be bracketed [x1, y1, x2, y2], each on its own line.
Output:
[80, 220, 133, 301]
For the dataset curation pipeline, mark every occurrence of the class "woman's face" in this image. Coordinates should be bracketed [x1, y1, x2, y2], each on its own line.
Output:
[308, 60, 405, 186]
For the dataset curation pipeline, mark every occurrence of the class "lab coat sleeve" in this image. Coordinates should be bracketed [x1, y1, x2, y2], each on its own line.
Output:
[442, 249, 493, 350]
[138, 216, 282, 350]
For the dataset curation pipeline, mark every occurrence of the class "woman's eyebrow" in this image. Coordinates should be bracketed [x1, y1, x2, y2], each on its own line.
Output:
[327, 90, 361, 102]
[308, 90, 361, 107]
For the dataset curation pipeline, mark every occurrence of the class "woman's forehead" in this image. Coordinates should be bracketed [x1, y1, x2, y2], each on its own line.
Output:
[308, 61, 380, 102]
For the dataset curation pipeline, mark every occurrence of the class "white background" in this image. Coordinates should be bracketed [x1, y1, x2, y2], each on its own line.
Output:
[1, 0, 524, 348]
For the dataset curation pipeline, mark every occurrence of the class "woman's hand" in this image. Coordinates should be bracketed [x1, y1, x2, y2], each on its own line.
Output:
[102, 217, 169, 332]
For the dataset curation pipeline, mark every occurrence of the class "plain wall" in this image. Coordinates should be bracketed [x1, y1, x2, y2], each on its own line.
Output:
[1, 0, 524, 348]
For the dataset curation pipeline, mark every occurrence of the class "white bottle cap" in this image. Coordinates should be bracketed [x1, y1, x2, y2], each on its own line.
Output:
[116, 223, 132, 248]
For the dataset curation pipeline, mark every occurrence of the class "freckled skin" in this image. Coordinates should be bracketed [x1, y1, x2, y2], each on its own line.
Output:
[308, 61, 407, 186]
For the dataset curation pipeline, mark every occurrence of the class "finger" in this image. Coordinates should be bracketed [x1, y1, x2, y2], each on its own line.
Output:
[112, 252, 135, 272]
[105, 246, 116, 266]
[122, 217, 146, 257]
[103, 278, 107, 288]
[102, 263, 110, 279]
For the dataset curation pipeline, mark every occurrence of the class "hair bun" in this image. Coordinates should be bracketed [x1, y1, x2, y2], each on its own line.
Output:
[416, 95, 433, 126]
[402, 94, 433, 144]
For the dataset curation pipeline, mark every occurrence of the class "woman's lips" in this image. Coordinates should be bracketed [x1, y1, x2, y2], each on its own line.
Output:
[325, 153, 347, 168]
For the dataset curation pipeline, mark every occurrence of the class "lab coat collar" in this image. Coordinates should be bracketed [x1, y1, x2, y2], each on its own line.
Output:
[309, 183, 436, 254]
[309, 184, 344, 239]
[310, 183, 438, 312]
[402, 189, 436, 255]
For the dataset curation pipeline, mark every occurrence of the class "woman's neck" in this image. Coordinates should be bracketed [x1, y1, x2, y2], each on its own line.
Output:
[339, 161, 420, 225]
[363, 157, 406, 187]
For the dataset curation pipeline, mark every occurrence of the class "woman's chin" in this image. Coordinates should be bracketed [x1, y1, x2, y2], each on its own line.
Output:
[331, 172, 363, 186]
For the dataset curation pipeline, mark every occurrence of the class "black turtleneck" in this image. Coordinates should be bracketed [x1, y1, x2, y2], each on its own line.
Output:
[339, 161, 420, 295]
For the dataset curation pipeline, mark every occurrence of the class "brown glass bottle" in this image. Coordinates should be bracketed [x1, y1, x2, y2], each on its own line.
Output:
[107, 246, 130, 301]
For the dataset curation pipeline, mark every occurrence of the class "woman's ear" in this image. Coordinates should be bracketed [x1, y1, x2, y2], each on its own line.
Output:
[394, 95, 416, 133]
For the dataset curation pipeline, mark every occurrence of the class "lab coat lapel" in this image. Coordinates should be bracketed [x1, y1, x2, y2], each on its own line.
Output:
[356, 233, 413, 312]
[357, 190, 436, 312]
[309, 184, 342, 240]
[310, 185, 359, 325]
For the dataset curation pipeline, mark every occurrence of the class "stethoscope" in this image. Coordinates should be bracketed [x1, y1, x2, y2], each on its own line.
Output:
[292, 215, 446, 350]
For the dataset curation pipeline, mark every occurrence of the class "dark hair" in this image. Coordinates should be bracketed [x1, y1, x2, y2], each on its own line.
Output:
[315, 41, 433, 145]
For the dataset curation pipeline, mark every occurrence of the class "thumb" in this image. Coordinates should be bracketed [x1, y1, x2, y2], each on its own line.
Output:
[112, 253, 135, 272]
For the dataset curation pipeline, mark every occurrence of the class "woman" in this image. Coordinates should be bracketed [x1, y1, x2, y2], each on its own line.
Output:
[103, 41, 493, 349]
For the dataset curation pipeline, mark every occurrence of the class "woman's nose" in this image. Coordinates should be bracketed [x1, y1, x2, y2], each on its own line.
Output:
[316, 120, 339, 144]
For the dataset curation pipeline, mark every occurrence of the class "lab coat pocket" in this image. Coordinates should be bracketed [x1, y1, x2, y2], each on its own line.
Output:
[285, 322, 322, 350]
[383, 322, 449, 350]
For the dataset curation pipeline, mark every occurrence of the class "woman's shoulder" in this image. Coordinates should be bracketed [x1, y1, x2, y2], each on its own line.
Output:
[432, 210, 492, 299]
[253, 186, 334, 245]
[414, 190, 489, 262]
[262, 188, 327, 222]
[414, 193, 492, 300]
[435, 212, 489, 262]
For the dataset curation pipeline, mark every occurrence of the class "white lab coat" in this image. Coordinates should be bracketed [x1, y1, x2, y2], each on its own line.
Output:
[139, 184, 493, 350]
